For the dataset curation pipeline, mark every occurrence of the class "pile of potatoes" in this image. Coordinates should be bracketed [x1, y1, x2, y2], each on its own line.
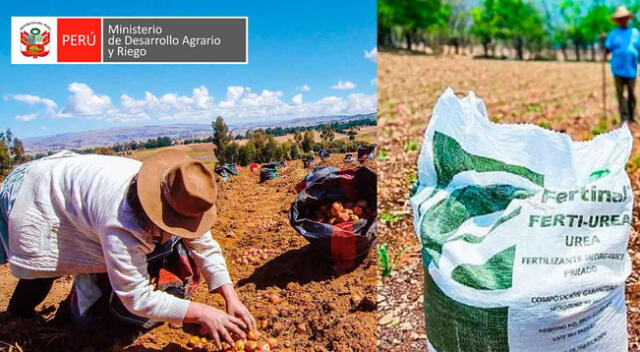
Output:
[187, 330, 278, 351]
[314, 200, 374, 225]
[234, 248, 276, 265]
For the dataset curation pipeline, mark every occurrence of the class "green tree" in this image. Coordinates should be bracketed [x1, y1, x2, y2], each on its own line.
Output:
[377, 0, 450, 50]
[559, 0, 587, 61]
[212, 116, 233, 163]
[11, 138, 26, 163]
[293, 130, 303, 145]
[0, 140, 11, 178]
[320, 124, 335, 141]
[238, 142, 258, 166]
[581, 1, 613, 61]
[301, 130, 315, 152]
[471, 0, 498, 56]
[6, 129, 13, 144]
[289, 142, 301, 160]
[265, 136, 279, 162]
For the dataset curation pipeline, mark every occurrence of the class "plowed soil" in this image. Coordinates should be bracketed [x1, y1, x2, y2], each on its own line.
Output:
[377, 52, 640, 352]
[0, 154, 377, 352]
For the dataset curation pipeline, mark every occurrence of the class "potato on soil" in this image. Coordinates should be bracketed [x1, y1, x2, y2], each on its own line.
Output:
[256, 341, 271, 352]
[247, 330, 261, 341]
[266, 338, 278, 348]
[245, 340, 258, 351]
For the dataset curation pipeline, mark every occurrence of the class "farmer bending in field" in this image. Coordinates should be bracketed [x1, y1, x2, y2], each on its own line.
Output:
[601, 6, 640, 122]
[0, 150, 255, 349]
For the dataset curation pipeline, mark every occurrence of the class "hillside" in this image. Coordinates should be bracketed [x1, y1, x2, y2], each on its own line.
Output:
[23, 113, 376, 153]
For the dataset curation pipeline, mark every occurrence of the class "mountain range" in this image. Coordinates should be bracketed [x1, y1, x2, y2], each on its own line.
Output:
[23, 113, 376, 153]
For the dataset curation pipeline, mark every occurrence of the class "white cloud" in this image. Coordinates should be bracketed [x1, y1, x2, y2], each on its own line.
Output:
[13, 82, 375, 123]
[370, 77, 377, 86]
[15, 113, 38, 122]
[10, 94, 58, 114]
[300, 85, 311, 92]
[364, 47, 377, 63]
[60, 82, 112, 117]
[332, 80, 356, 90]
[193, 85, 213, 109]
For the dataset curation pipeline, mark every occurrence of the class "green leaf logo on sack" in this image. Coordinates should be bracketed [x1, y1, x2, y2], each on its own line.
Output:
[410, 88, 633, 352]
[589, 168, 610, 181]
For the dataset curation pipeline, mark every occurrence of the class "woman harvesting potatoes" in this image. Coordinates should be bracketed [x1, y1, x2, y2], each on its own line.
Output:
[0, 149, 255, 349]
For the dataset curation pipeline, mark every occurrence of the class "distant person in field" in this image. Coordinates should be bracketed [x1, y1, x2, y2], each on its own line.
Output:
[602, 6, 640, 122]
[0, 150, 255, 349]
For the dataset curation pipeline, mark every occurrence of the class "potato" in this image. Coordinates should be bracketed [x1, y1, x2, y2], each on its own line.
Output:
[337, 212, 350, 223]
[235, 339, 246, 350]
[245, 340, 258, 351]
[256, 342, 271, 352]
[248, 330, 261, 341]
[266, 338, 278, 348]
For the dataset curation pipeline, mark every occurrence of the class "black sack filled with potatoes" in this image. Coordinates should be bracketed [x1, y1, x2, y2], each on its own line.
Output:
[290, 166, 377, 272]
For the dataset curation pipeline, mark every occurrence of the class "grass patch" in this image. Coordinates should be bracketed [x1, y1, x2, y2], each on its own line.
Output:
[403, 139, 420, 152]
[404, 169, 417, 184]
[590, 118, 609, 137]
[378, 243, 410, 278]
[628, 154, 640, 174]
[537, 120, 551, 130]
[526, 103, 544, 113]
[380, 211, 408, 224]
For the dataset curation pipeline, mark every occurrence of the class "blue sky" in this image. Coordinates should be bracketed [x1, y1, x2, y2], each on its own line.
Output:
[0, 0, 377, 139]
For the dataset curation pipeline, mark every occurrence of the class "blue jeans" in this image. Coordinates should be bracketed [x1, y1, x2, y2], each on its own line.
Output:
[0, 162, 31, 264]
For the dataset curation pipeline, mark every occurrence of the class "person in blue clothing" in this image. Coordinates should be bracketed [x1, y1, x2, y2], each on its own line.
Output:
[602, 6, 640, 122]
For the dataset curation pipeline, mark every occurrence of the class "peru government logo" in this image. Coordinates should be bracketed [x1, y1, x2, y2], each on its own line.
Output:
[20, 22, 50, 58]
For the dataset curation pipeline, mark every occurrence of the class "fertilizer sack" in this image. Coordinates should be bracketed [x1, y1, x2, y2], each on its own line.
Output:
[410, 88, 633, 352]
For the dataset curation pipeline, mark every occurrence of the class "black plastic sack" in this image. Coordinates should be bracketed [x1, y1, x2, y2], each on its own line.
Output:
[214, 165, 230, 182]
[357, 144, 376, 163]
[259, 163, 278, 182]
[224, 163, 238, 176]
[290, 166, 377, 272]
[344, 154, 355, 163]
[303, 157, 316, 168]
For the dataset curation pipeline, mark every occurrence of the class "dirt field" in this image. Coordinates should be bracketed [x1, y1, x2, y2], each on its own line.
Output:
[377, 52, 640, 351]
[0, 152, 377, 351]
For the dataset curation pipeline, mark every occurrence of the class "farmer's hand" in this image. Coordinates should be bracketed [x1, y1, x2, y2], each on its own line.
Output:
[600, 32, 607, 42]
[215, 283, 257, 331]
[226, 297, 257, 331]
[184, 302, 247, 350]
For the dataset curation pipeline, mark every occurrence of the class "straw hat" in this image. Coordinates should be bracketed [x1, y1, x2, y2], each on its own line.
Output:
[613, 6, 633, 19]
[137, 149, 217, 238]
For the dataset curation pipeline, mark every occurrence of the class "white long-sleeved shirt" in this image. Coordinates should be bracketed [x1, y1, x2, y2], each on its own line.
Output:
[5, 152, 232, 323]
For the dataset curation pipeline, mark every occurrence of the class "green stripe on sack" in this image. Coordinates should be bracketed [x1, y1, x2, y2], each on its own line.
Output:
[420, 185, 532, 262]
[452, 246, 516, 290]
[460, 207, 522, 244]
[433, 132, 544, 188]
[424, 272, 509, 352]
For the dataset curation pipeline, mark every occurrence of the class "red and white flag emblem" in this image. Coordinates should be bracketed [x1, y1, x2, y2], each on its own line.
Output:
[20, 25, 50, 58]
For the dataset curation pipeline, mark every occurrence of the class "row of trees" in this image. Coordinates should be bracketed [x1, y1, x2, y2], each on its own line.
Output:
[258, 116, 375, 138]
[379, 0, 640, 61]
[0, 129, 28, 179]
[212, 117, 368, 166]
